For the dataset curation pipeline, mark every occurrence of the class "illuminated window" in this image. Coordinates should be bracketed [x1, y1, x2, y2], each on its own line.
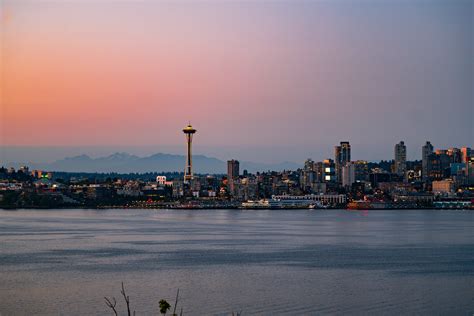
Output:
[325, 175, 331, 181]
[325, 168, 331, 172]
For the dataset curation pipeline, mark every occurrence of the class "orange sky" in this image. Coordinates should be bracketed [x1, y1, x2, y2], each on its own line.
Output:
[1, 0, 472, 161]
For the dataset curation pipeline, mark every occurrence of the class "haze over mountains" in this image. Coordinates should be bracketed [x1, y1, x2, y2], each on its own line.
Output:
[5, 152, 300, 174]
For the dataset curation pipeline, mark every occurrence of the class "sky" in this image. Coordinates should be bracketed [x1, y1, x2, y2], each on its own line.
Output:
[0, 0, 473, 164]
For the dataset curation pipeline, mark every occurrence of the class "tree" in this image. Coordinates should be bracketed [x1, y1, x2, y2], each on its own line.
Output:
[159, 299, 171, 315]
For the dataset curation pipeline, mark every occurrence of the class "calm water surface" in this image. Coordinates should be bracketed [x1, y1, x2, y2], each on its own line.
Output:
[0, 209, 473, 315]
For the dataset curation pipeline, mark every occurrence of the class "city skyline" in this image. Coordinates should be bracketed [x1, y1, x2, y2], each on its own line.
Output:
[1, 0, 472, 162]
[1, 1, 473, 314]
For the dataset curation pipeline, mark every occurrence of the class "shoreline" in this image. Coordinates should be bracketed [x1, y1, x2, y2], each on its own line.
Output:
[1, 206, 472, 210]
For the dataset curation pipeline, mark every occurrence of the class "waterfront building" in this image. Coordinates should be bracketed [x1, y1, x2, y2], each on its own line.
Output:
[310, 182, 327, 194]
[432, 179, 455, 195]
[271, 193, 347, 206]
[231, 177, 258, 201]
[182, 123, 197, 182]
[394, 141, 407, 177]
[85, 184, 111, 200]
[422, 141, 433, 182]
[392, 193, 434, 205]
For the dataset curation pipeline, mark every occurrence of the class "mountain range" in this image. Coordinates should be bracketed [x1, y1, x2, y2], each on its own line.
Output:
[6, 152, 300, 174]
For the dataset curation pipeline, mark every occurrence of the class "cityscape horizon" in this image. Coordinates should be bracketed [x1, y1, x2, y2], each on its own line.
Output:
[2, 136, 473, 168]
[1, 0, 473, 315]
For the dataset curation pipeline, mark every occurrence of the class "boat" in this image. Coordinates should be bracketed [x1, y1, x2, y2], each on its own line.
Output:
[241, 198, 325, 209]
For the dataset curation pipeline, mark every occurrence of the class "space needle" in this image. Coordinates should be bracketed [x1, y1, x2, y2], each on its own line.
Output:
[183, 123, 197, 183]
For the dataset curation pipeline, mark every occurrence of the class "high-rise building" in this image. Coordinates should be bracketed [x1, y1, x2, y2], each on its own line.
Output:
[335, 141, 351, 183]
[394, 141, 407, 177]
[342, 160, 369, 187]
[304, 159, 314, 171]
[447, 148, 462, 163]
[422, 141, 433, 182]
[468, 157, 474, 185]
[313, 161, 324, 183]
[423, 149, 452, 181]
[460, 147, 472, 178]
[322, 159, 336, 183]
[342, 164, 355, 187]
[461, 147, 472, 163]
[183, 123, 197, 182]
[227, 160, 240, 180]
[301, 159, 315, 191]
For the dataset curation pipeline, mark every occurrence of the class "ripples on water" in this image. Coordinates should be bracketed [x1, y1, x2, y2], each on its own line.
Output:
[0, 209, 473, 315]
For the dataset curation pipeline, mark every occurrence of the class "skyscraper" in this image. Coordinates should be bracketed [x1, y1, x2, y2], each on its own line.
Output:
[461, 147, 472, 163]
[335, 141, 351, 183]
[227, 160, 240, 180]
[323, 159, 336, 183]
[447, 148, 462, 163]
[301, 159, 316, 191]
[394, 141, 407, 177]
[183, 123, 197, 182]
[422, 141, 433, 182]
[461, 147, 472, 178]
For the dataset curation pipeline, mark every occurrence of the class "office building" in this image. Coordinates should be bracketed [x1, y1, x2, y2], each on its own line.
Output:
[227, 160, 240, 180]
[342, 160, 369, 187]
[447, 148, 462, 163]
[335, 141, 351, 183]
[422, 141, 433, 182]
[432, 179, 455, 194]
[461, 147, 472, 163]
[322, 159, 336, 183]
[394, 141, 407, 177]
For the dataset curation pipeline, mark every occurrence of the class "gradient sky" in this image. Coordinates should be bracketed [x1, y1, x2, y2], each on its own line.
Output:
[1, 0, 473, 163]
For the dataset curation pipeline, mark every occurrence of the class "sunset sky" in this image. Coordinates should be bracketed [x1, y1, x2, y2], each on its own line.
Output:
[1, 0, 472, 163]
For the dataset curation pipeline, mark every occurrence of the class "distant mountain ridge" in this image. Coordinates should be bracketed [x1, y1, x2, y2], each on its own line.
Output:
[6, 152, 300, 174]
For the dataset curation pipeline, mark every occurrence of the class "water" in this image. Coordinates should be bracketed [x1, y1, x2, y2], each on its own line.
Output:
[0, 209, 473, 315]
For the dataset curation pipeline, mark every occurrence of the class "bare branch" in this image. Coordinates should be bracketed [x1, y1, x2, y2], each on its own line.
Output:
[121, 282, 132, 316]
[104, 296, 118, 316]
[172, 288, 180, 316]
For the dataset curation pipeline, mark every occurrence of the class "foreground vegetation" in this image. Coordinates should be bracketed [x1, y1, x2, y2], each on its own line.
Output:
[104, 283, 241, 316]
